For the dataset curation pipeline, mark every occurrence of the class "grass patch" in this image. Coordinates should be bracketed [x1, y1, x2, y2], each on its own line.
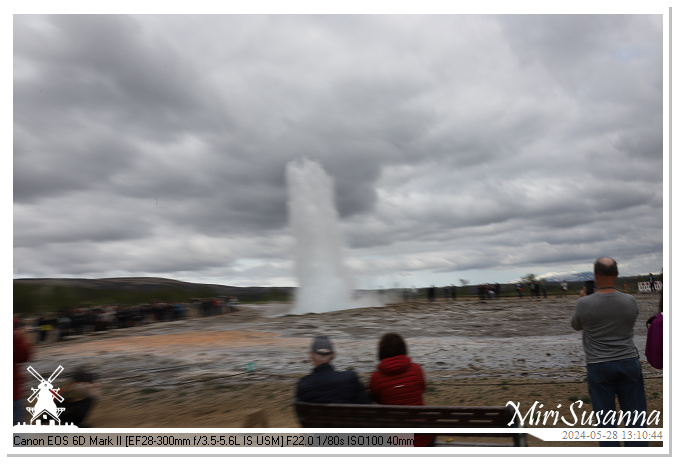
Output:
[212, 384, 241, 391]
[139, 388, 161, 395]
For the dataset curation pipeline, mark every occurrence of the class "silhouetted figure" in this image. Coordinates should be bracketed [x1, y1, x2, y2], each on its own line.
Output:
[428, 286, 436, 302]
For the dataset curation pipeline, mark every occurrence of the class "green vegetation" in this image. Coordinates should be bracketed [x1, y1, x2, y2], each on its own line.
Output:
[212, 385, 242, 391]
[13, 280, 293, 316]
[13, 282, 196, 315]
[520, 273, 537, 283]
[567, 394, 591, 404]
[139, 388, 162, 395]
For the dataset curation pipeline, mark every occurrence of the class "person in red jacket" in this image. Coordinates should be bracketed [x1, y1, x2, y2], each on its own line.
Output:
[13, 317, 33, 425]
[369, 333, 434, 446]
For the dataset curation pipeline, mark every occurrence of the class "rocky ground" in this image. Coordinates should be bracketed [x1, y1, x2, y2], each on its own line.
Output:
[21, 294, 664, 447]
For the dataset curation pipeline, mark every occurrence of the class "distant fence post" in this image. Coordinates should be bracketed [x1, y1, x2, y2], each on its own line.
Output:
[638, 281, 663, 293]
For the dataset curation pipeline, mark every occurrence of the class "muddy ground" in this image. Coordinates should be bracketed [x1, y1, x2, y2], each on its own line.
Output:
[22, 294, 664, 447]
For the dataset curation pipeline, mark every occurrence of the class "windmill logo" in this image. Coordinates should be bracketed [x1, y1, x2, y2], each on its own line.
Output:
[25, 365, 67, 426]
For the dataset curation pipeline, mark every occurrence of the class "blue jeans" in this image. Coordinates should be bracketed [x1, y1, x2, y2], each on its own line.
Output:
[587, 357, 649, 447]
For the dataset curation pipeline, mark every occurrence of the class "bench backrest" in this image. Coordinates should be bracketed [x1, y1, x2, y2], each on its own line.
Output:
[296, 402, 513, 428]
[295, 402, 526, 446]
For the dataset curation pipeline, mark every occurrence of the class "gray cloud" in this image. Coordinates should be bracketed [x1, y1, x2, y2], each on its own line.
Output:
[13, 14, 664, 287]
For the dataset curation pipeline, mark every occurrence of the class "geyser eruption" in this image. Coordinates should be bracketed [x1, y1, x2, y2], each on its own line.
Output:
[286, 159, 361, 315]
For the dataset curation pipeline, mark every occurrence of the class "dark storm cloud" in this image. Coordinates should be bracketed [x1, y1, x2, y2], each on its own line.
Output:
[13, 13, 664, 286]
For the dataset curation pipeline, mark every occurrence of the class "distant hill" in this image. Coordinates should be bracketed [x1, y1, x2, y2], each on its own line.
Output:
[13, 277, 294, 315]
[16, 277, 230, 292]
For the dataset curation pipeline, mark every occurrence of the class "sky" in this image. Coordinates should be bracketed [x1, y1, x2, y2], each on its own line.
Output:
[12, 11, 667, 289]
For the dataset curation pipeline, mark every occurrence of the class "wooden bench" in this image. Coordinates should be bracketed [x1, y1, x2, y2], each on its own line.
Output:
[295, 402, 527, 447]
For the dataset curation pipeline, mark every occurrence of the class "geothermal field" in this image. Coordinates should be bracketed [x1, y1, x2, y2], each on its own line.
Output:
[24, 293, 664, 444]
[27, 294, 664, 388]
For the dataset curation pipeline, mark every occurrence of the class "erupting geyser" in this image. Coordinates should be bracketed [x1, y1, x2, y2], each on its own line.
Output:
[286, 159, 362, 315]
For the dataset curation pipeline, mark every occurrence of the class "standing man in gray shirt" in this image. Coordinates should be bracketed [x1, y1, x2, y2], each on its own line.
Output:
[571, 257, 648, 447]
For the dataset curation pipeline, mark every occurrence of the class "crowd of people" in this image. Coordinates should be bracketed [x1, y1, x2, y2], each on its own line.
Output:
[20, 297, 240, 345]
[196, 296, 239, 317]
[29, 303, 188, 344]
[295, 257, 660, 447]
[14, 257, 661, 447]
[477, 283, 502, 299]
[418, 281, 564, 301]
[12, 296, 238, 426]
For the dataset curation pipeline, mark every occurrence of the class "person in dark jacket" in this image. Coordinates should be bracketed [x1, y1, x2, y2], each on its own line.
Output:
[370, 333, 434, 446]
[295, 335, 369, 404]
[60, 367, 99, 427]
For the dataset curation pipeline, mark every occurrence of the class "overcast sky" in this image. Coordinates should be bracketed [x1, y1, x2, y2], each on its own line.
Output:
[13, 13, 666, 289]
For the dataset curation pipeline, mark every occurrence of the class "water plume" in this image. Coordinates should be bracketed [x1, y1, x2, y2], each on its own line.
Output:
[286, 159, 376, 314]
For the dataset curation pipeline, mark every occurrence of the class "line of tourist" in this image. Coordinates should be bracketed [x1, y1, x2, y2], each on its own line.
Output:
[24, 302, 189, 344]
[194, 296, 239, 317]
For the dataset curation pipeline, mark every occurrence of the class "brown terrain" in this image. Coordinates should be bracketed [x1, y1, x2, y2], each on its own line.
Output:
[20, 294, 664, 447]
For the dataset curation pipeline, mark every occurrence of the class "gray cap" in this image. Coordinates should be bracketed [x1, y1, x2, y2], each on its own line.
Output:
[311, 335, 334, 355]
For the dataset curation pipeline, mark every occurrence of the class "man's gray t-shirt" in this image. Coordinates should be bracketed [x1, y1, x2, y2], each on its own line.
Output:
[571, 291, 639, 364]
